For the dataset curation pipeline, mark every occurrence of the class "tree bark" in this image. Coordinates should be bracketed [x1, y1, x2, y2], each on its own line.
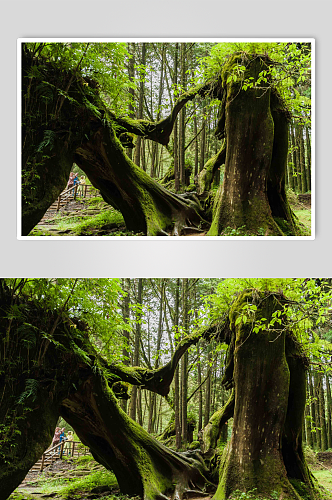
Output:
[305, 127, 311, 192]
[313, 370, 322, 449]
[308, 368, 317, 449]
[287, 127, 295, 190]
[204, 346, 212, 427]
[126, 42, 135, 160]
[209, 55, 296, 236]
[179, 43, 187, 187]
[174, 278, 182, 449]
[197, 142, 226, 195]
[120, 278, 131, 412]
[129, 278, 143, 420]
[297, 124, 307, 193]
[60, 372, 212, 500]
[318, 370, 328, 450]
[73, 123, 205, 236]
[134, 43, 146, 167]
[197, 344, 203, 432]
[173, 43, 180, 193]
[215, 290, 319, 500]
[181, 278, 189, 446]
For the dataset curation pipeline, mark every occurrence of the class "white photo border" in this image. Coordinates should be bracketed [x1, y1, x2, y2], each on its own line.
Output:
[17, 37, 315, 241]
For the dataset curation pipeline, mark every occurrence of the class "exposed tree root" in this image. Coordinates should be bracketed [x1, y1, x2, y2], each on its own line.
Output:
[202, 389, 235, 453]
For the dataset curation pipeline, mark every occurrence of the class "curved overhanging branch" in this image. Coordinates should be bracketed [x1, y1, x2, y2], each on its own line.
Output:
[105, 319, 230, 397]
[108, 80, 222, 146]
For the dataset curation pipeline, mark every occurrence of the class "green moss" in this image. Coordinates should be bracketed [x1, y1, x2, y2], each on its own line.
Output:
[38, 468, 117, 499]
[73, 209, 125, 235]
[188, 440, 200, 450]
[289, 479, 312, 500]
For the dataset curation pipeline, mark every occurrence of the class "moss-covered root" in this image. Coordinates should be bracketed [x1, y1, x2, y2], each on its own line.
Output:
[202, 389, 234, 453]
[59, 374, 215, 500]
[197, 142, 226, 196]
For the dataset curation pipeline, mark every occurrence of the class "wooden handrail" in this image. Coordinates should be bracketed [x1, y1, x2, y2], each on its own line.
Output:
[45, 440, 84, 455]
[38, 441, 90, 471]
[56, 184, 97, 211]
[45, 442, 64, 454]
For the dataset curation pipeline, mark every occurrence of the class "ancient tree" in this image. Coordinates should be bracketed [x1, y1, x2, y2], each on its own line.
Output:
[208, 290, 319, 499]
[21, 43, 308, 236]
[208, 54, 296, 235]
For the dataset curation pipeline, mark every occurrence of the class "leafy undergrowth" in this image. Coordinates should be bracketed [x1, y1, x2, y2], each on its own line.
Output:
[9, 452, 332, 500]
[29, 200, 143, 237]
[29, 189, 311, 237]
[11, 456, 122, 500]
[312, 470, 332, 496]
[293, 208, 311, 232]
[220, 225, 267, 236]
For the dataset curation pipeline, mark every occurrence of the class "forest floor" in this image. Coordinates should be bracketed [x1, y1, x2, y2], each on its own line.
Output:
[9, 450, 332, 500]
[12, 456, 120, 500]
[28, 194, 311, 237]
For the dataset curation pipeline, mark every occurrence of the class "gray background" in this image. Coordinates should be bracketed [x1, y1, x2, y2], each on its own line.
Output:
[2, 0, 331, 278]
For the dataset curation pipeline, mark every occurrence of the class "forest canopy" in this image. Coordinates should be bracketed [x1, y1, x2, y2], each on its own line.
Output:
[1, 278, 330, 500]
[20, 40, 313, 237]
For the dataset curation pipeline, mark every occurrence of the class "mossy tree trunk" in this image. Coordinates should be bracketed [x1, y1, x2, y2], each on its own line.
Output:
[74, 123, 206, 236]
[21, 140, 75, 236]
[0, 301, 89, 500]
[214, 290, 320, 500]
[1, 282, 321, 500]
[208, 56, 297, 236]
[59, 374, 212, 500]
[22, 47, 300, 237]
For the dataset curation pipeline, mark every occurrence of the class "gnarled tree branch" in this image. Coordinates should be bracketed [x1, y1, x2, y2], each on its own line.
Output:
[108, 80, 222, 146]
[105, 318, 230, 397]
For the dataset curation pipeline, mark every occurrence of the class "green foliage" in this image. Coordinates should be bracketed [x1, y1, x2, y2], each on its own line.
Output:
[201, 42, 311, 126]
[24, 42, 132, 114]
[2, 278, 127, 364]
[230, 488, 279, 500]
[16, 379, 40, 405]
[219, 226, 266, 236]
[72, 208, 125, 235]
[34, 468, 117, 499]
[205, 279, 332, 367]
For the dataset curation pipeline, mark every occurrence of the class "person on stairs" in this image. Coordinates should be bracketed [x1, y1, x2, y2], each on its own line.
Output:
[66, 172, 75, 191]
[73, 173, 79, 196]
[51, 427, 61, 455]
[79, 175, 86, 197]
[58, 427, 66, 454]
[64, 430, 74, 456]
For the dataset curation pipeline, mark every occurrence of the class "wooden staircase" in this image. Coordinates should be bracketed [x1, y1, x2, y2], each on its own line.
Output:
[38, 184, 101, 225]
[29, 441, 91, 474]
